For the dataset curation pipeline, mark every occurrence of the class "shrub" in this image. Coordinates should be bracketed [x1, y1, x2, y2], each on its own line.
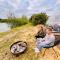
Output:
[29, 13, 49, 25]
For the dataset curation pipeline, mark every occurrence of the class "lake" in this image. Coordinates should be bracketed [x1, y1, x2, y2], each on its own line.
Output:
[0, 23, 11, 32]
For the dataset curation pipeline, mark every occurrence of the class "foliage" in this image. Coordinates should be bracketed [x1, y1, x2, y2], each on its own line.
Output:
[0, 12, 49, 28]
[0, 16, 29, 28]
[29, 13, 49, 25]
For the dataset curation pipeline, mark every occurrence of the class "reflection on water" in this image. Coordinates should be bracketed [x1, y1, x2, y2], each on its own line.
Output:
[0, 23, 11, 32]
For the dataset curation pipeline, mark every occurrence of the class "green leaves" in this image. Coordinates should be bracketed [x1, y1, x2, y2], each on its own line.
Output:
[0, 16, 29, 28]
[29, 12, 49, 25]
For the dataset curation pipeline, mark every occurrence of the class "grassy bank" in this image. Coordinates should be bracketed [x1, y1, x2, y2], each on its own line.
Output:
[0, 24, 37, 60]
[0, 23, 32, 37]
[0, 24, 60, 60]
[0, 17, 29, 28]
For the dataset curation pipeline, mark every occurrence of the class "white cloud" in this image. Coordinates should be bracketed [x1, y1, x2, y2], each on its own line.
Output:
[56, 0, 60, 4]
[7, 0, 21, 9]
[27, 0, 45, 10]
[26, 0, 47, 16]
[0, 0, 5, 5]
[0, 0, 4, 2]
[0, 0, 60, 19]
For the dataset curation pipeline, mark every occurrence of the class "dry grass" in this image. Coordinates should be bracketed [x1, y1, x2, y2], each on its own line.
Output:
[0, 24, 60, 60]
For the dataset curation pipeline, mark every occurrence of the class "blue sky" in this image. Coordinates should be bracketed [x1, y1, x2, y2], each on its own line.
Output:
[0, 0, 60, 21]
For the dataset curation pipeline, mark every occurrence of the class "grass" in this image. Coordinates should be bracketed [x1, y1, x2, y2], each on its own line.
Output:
[0, 23, 39, 60]
[0, 17, 29, 28]
[0, 23, 59, 60]
[0, 23, 32, 37]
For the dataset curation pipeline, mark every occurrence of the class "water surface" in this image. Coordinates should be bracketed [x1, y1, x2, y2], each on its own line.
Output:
[0, 23, 11, 32]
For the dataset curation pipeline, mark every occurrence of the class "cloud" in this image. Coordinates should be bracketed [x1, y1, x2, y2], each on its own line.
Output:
[27, 0, 45, 11]
[56, 0, 60, 4]
[0, 0, 5, 5]
[7, 0, 20, 9]
[26, 0, 47, 16]
[0, 0, 4, 2]
[0, 0, 60, 19]
[26, 0, 57, 16]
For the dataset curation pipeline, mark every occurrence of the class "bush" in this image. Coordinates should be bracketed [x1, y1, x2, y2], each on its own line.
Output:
[10, 18, 28, 28]
[29, 13, 49, 25]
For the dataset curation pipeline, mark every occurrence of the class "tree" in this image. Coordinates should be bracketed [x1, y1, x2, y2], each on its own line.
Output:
[29, 13, 49, 25]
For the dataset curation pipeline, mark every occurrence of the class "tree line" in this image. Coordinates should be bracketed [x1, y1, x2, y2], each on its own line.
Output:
[0, 12, 49, 28]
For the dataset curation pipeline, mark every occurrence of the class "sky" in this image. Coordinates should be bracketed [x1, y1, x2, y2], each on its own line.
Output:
[0, 0, 60, 24]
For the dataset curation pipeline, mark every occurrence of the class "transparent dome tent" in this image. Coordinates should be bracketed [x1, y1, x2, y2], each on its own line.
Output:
[47, 16, 60, 32]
